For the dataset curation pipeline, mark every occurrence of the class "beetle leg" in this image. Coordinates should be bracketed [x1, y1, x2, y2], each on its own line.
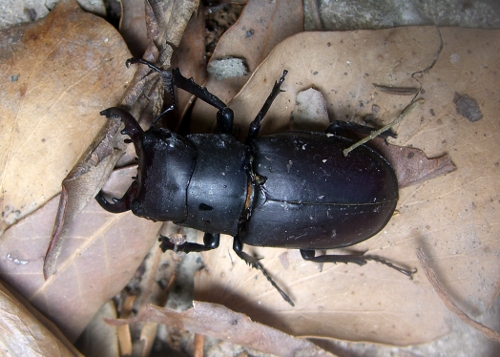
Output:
[159, 232, 220, 253]
[300, 249, 368, 265]
[233, 236, 295, 306]
[300, 249, 416, 279]
[246, 70, 288, 144]
[126, 58, 234, 132]
[325, 120, 397, 139]
[170, 68, 234, 134]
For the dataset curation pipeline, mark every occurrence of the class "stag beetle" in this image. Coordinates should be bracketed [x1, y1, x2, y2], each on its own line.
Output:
[96, 59, 415, 305]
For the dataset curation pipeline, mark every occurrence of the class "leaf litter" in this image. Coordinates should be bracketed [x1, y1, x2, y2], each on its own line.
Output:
[1, 0, 500, 355]
[194, 27, 500, 345]
[0, 0, 134, 235]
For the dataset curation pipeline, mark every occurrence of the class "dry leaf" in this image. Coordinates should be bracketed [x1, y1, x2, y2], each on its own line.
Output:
[189, 27, 500, 345]
[45, 0, 204, 279]
[0, 280, 84, 356]
[106, 303, 336, 357]
[0, 0, 134, 235]
[170, 4, 208, 128]
[44, 116, 126, 278]
[120, 0, 149, 57]
[146, 0, 200, 65]
[373, 140, 456, 188]
[0, 166, 162, 341]
[74, 301, 120, 357]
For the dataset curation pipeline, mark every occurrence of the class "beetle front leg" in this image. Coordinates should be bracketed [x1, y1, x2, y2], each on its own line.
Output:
[233, 236, 295, 306]
[159, 232, 220, 253]
[169, 68, 235, 134]
[300, 249, 416, 278]
[126, 58, 234, 134]
[246, 70, 288, 144]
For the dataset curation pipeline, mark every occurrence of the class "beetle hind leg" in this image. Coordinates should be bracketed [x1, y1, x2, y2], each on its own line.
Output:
[300, 249, 416, 279]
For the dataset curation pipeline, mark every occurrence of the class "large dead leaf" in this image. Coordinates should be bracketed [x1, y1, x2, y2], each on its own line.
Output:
[0, 0, 134, 235]
[189, 27, 500, 345]
[0, 280, 83, 356]
[0, 166, 162, 341]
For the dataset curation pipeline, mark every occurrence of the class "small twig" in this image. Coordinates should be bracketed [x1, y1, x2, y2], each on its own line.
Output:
[344, 27, 444, 156]
[416, 248, 500, 342]
[343, 99, 423, 156]
[372, 83, 420, 96]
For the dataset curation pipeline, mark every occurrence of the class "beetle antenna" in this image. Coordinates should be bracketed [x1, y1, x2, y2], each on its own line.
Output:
[363, 254, 417, 279]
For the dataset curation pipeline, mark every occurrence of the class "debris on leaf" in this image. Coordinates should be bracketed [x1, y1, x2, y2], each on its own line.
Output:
[454, 92, 483, 122]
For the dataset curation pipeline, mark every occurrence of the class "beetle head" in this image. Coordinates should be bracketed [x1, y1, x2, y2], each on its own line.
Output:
[96, 108, 196, 223]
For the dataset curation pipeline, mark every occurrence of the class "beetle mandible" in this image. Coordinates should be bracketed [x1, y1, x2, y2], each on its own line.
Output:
[96, 59, 415, 306]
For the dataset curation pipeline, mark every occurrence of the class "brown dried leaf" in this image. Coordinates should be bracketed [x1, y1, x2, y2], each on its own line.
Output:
[0, 166, 162, 341]
[192, 27, 500, 345]
[373, 140, 456, 188]
[120, 0, 149, 57]
[44, 116, 126, 278]
[106, 303, 336, 357]
[170, 4, 208, 128]
[146, 0, 200, 65]
[191, 0, 304, 132]
[0, 280, 84, 356]
[74, 300, 120, 357]
[0, 0, 134, 235]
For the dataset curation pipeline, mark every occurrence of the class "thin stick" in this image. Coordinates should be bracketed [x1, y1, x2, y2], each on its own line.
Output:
[343, 27, 443, 156]
[417, 248, 500, 342]
[343, 99, 423, 156]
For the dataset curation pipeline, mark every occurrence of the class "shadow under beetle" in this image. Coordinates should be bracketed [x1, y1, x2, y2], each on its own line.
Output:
[96, 59, 415, 306]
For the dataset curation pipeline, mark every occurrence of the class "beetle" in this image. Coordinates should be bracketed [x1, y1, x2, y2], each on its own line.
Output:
[96, 59, 415, 305]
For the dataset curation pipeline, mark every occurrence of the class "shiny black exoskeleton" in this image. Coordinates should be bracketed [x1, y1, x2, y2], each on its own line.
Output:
[96, 59, 414, 305]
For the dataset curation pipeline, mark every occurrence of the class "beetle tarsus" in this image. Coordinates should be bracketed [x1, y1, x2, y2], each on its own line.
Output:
[301, 249, 416, 279]
[363, 255, 417, 279]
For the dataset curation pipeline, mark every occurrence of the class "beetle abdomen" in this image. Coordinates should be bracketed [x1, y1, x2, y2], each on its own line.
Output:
[241, 132, 398, 248]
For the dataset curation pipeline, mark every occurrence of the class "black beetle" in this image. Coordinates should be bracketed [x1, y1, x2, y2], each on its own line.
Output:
[96, 59, 414, 305]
